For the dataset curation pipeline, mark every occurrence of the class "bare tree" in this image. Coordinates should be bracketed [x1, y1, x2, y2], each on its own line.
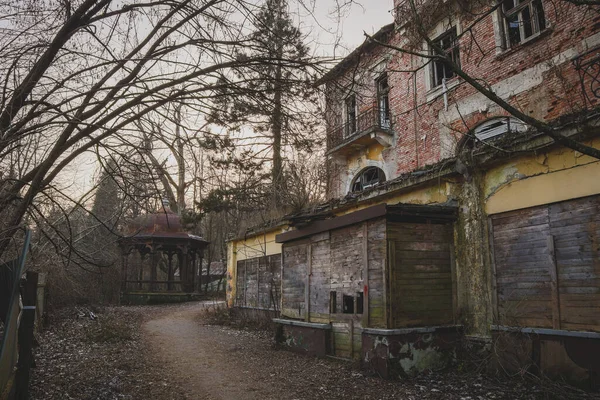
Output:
[362, 0, 600, 159]
[0, 0, 331, 261]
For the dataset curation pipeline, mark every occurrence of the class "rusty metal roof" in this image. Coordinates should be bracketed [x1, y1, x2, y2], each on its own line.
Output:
[120, 205, 208, 247]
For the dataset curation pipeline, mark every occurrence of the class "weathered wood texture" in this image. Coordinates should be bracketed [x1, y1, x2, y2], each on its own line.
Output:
[280, 220, 388, 358]
[368, 218, 387, 328]
[330, 223, 364, 299]
[309, 232, 331, 317]
[235, 254, 281, 310]
[387, 221, 454, 328]
[282, 242, 308, 318]
[491, 195, 600, 332]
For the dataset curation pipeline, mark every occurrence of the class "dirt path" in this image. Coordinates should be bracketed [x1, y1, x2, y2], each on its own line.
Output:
[144, 301, 272, 400]
[30, 302, 597, 400]
[141, 302, 590, 400]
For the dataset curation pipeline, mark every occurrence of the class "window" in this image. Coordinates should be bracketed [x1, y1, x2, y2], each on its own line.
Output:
[351, 167, 386, 193]
[474, 117, 528, 141]
[500, 0, 546, 48]
[342, 294, 354, 314]
[345, 95, 357, 137]
[430, 27, 460, 88]
[377, 74, 391, 130]
[330, 291, 337, 313]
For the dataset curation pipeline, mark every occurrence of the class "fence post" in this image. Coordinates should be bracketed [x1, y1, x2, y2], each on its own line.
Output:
[15, 271, 38, 400]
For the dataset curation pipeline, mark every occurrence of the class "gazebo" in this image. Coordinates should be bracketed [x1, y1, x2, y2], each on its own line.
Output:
[118, 201, 209, 303]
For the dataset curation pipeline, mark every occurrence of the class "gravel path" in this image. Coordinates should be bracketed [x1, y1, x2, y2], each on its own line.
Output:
[30, 301, 600, 400]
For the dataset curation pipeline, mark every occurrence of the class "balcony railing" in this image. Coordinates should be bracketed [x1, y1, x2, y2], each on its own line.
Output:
[573, 46, 600, 107]
[327, 107, 392, 151]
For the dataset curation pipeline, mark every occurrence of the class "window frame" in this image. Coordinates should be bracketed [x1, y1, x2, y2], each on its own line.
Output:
[474, 116, 528, 141]
[499, 0, 547, 50]
[376, 73, 391, 130]
[345, 94, 357, 137]
[429, 26, 460, 89]
[350, 166, 386, 193]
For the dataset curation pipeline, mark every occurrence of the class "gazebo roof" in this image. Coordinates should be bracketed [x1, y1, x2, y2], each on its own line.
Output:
[119, 202, 209, 249]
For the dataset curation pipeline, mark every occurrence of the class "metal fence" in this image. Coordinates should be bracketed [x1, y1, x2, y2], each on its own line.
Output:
[327, 107, 391, 151]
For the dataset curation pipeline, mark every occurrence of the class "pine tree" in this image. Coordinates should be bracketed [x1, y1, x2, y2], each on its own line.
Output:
[210, 0, 320, 205]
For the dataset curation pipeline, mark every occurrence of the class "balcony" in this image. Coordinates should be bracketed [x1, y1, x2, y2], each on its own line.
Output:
[573, 45, 600, 108]
[327, 107, 394, 156]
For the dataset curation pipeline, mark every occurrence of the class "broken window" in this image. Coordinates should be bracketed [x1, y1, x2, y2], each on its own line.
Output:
[377, 74, 391, 130]
[430, 27, 460, 88]
[500, 0, 546, 48]
[351, 167, 386, 193]
[356, 292, 364, 315]
[474, 117, 528, 141]
[342, 294, 354, 314]
[345, 94, 357, 137]
[330, 291, 337, 314]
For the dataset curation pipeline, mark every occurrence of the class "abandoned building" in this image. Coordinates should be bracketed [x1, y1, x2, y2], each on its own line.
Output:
[227, 0, 600, 384]
[119, 200, 209, 304]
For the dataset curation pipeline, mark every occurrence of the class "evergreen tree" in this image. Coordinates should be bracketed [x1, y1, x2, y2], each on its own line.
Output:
[210, 0, 320, 205]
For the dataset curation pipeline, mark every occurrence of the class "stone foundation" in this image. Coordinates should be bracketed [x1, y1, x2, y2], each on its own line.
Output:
[362, 325, 463, 378]
[491, 325, 600, 390]
[274, 319, 331, 357]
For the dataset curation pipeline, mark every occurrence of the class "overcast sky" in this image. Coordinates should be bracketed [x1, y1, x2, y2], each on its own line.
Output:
[66, 1, 395, 198]
[298, 0, 394, 57]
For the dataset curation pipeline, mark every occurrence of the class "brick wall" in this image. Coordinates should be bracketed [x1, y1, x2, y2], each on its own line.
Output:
[325, 0, 600, 199]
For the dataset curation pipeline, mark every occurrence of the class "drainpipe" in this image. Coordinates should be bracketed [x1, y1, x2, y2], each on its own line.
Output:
[443, 78, 449, 111]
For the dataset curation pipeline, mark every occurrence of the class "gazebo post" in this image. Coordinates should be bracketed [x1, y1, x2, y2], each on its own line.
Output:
[139, 250, 146, 290]
[181, 248, 190, 293]
[121, 248, 129, 293]
[150, 245, 158, 292]
[199, 253, 204, 293]
[167, 251, 174, 291]
[190, 250, 196, 293]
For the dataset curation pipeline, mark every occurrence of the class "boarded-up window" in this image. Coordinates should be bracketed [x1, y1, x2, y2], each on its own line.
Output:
[388, 221, 454, 328]
[491, 195, 600, 332]
[282, 242, 308, 318]
[235, 254, 281, 310]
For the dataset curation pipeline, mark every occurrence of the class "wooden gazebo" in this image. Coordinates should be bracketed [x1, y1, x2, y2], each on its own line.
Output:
[118, 201, 209, 303]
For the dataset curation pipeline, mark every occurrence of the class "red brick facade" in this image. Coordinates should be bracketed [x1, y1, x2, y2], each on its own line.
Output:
[324, 0, 600, 198]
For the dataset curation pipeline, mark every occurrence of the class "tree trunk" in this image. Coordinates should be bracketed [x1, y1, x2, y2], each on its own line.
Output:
[271, 2, 285, 206]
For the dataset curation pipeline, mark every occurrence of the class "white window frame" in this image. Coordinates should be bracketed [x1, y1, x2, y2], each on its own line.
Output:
[424, 18, 462, 101]
[344, 94, 357, 138]
[474, 117, 528, 141]
[496, 0, 548, 51]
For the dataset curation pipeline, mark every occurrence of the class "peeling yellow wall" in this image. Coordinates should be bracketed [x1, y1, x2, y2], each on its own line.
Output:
[226, 227, 287, 307]
[335, 181, 452, 217]
[485, 138, 600, 215]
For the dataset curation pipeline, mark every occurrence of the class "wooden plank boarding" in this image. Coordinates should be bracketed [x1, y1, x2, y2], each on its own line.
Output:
[363, 222, 369, 327]
[385, 239, 394, 328]
[547, 235, 561, 329]
[306, 244, 312, 321]
[488, 217, 499, 322]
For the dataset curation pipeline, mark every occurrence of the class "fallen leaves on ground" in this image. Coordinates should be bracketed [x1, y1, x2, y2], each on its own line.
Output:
[29, 303, 600, 400]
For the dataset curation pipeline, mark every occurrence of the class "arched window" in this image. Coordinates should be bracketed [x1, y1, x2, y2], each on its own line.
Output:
[351, 167, 386, 193]
[474, 117, 528, 141]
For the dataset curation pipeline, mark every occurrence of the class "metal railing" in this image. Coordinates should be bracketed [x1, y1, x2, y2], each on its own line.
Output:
[573, 46, 600, 107]
[327, 107, 391, 150]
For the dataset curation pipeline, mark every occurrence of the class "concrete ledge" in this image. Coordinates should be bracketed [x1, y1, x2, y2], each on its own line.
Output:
[273, 318, 331, 330]
[363, 325, 462, 336]
[491, 325, 600, 389]
[362, 324, 463, 379]
[491, 325, 600, 339]
[274, 319, 331, 357]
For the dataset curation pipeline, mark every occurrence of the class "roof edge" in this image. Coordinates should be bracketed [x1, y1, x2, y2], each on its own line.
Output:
[315, 22, 395, 87]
